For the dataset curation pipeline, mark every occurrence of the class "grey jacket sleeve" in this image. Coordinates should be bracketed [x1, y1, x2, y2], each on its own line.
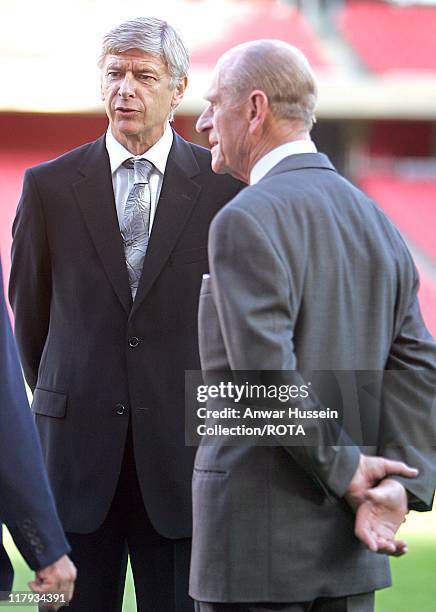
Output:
[380, 271, 436, 510]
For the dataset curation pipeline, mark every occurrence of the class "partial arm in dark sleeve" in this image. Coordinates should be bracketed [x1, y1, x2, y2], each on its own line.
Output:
[0, 263, 69, 570]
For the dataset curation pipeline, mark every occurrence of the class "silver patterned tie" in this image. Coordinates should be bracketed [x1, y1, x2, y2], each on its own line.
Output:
[121, 158, 153, 300]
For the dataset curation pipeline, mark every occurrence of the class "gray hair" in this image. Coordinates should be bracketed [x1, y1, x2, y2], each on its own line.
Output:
[220, 40, 317, 129]
[98, 17, 190, 88]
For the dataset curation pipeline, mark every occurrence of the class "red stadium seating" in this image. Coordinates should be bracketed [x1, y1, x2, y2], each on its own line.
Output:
[191, 3, 332, 71]
[338, 2, 436, 73]
[359, 174, 436, 261]
[359, 173, 436, 335]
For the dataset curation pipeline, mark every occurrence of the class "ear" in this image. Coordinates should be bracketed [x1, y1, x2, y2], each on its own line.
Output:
[247, 90, 269, 134]
[100, 57, 108, 102]
[171, 76, 188, 107]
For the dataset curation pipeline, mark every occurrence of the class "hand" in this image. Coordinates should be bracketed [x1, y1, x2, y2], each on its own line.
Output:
[28, 554, 76, 610]
[345, 454, 417, 556]
[345, 454, 418, 510]
[354, 479, 409, 556]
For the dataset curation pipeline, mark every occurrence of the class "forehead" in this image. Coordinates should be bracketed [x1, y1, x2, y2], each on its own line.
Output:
[103, 48, 168, 71]
[205, 67, 223, 100]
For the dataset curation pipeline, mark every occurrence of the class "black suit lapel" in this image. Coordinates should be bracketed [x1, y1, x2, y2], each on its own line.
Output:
[72, 136, 132, 315]
[130, 133, 201, 316]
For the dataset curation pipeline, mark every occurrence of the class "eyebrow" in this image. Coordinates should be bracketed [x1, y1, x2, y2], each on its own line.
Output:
[135, 67, 160, 76]
[106, 62, 160, 74]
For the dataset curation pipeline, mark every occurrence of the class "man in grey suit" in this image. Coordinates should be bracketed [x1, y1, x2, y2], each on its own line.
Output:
[190, 40, 436, 611]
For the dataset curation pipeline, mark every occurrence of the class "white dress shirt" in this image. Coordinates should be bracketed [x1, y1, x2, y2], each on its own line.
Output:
[250, 139, 317, 185]
[105, 122, 174, 234]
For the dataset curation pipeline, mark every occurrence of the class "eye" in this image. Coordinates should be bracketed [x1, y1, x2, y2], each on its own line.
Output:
[107, 70, 121, 79]
[138, 73, 157, 83]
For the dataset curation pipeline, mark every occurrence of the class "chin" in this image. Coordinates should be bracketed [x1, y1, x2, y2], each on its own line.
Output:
[212, 165, 226, 175]
[113, 118, 139, 132]
[211, 155, 225, 175]
[212, 159, 235, 177]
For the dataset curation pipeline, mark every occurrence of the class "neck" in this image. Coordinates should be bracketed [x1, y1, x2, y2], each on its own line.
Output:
[247, 123, 311, 179]
[111, 125, 166, 156]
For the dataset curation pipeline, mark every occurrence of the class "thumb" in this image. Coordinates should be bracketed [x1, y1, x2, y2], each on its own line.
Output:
[366, 478, 407, 505]
[381, 460, 418, 479]
[28, 579, 44, 592]
[365, 486, 389, 505]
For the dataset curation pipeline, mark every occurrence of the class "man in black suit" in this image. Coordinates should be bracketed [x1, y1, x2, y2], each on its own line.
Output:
[191, 40, 436, 611]
[0, 262, 76, 607]
[9, 17, 241, 612]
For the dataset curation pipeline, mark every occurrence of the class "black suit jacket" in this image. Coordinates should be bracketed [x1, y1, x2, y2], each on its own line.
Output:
[9, 131, 242, 537]
[0, 263, 69, 590]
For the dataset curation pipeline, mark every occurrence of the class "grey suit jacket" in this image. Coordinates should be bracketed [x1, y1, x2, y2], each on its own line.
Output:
[190, 153, 436, 603]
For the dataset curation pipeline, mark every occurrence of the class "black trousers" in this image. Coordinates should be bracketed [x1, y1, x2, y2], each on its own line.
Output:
[63, 420, 193, 612]
[194, 593, 374, 612]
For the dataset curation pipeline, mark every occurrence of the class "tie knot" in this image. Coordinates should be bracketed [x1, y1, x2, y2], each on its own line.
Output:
[123, 158, 153, 184]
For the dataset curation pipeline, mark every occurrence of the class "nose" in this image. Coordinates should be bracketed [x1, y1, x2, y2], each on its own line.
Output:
[118, 73, 136, 99]
[196, 105, 212, 133]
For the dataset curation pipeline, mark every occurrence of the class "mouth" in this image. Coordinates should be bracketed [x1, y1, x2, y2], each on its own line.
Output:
[115, 107, 139, 115]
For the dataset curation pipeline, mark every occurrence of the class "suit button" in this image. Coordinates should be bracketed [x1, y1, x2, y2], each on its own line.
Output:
[128, 336, 141, 348]
[30, 537, 40, 547]
[115, 404, 126, 415]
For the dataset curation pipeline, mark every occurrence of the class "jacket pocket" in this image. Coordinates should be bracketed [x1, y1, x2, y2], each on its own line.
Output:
[193, 466, 228, 478]
[31, 387, 67, 418]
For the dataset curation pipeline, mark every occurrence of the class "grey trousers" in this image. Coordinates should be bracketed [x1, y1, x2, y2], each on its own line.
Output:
[194, 592, 374, 612]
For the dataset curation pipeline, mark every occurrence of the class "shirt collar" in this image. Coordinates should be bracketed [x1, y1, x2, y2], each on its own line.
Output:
[105, 122, 174, 175]
[250, 139, 317, 185]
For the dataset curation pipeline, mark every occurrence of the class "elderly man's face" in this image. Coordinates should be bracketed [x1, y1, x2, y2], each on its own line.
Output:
[196, 68, 249, 181]
[101, 48, 186, 152]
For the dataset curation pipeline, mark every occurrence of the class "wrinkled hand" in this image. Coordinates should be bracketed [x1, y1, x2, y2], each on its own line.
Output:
[345, 455, 417, 509]
[29, 554, 76, 610]
[345, 454, 418, 555]
[354, 478, 409, 556]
